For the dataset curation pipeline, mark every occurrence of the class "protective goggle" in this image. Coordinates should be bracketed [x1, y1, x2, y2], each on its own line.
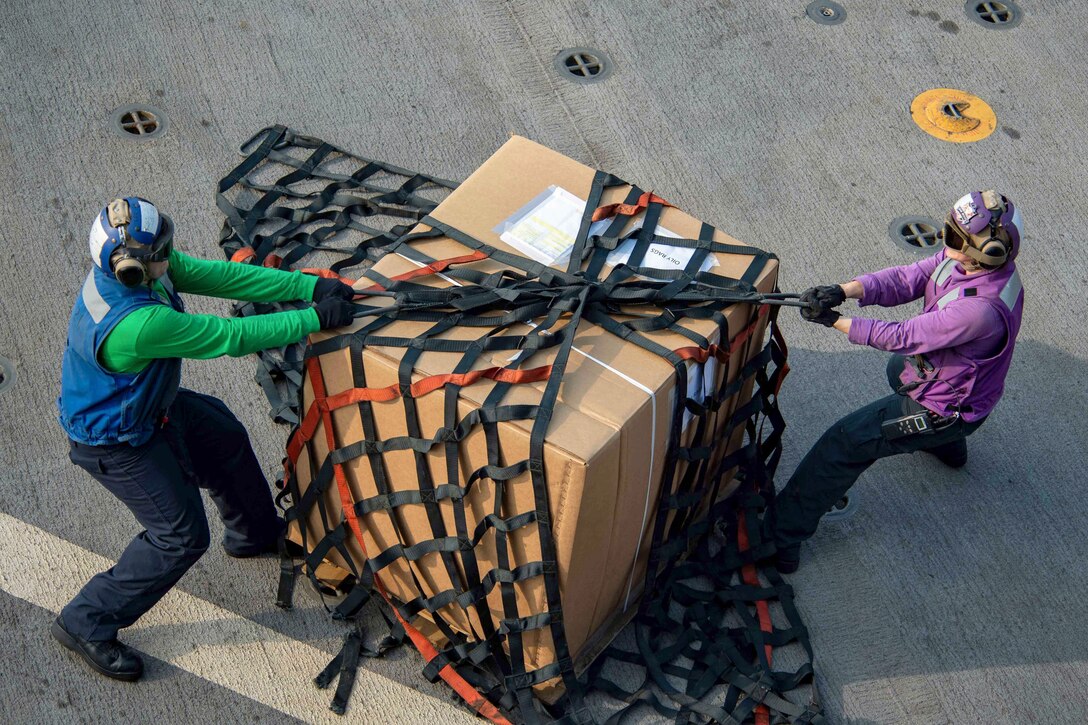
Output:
[940, 215, 975, 252]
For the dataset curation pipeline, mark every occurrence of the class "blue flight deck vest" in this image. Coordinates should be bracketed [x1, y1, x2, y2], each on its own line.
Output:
[57, 266, 184, 446]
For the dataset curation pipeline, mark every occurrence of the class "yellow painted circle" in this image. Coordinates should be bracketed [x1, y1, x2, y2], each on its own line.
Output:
[911, 89, 996, 143]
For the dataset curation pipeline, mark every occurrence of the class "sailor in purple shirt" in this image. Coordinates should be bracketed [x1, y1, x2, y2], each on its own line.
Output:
[764, 190, 1024, 573]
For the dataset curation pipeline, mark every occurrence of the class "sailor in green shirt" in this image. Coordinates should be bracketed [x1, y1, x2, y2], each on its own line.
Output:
[53, 196, 356, 682]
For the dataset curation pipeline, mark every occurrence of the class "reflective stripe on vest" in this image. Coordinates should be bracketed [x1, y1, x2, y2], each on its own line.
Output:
[1000, 269, 1022, 310]
[81, 271, 111, 324]
[932, 257, 956, 287]
[931, 258, 1022, 312]
[160, 273, 177, 297]
[936, 288, 960, 310]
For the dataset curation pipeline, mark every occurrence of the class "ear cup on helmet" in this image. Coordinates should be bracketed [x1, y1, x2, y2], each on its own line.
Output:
[113, 256, 148, 287]
[979, 191, 1011, 268]
[979, 237, 1009, 266]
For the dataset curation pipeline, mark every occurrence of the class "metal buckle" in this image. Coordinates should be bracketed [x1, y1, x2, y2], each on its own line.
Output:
[927, 410, 959, 429]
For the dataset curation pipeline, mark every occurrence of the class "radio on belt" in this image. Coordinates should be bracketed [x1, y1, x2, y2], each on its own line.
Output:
[881, 410, 934, 440]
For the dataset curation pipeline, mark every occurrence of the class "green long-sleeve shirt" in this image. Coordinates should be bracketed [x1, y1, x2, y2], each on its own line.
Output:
[100, 250, 321, 374]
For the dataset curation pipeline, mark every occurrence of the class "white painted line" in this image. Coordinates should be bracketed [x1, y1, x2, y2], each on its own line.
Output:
[0, 513, 473, 724]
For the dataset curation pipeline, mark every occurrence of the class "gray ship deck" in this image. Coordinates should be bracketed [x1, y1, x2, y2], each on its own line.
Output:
[1, 2, 1086, 723]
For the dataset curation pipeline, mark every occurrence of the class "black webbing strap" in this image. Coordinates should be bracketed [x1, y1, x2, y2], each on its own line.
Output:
[219, 127, 820, 723]
[314, 622, 366, 715]
[313, 617, 403, 715]
[275, 546, 298, 610]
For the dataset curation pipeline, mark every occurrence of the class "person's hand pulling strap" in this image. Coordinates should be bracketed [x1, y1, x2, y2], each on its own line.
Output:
[800, 305, 841, 327]
[801, 284, 846, 310]
[799, 287, 842, 327]
[312, 277, 356, 302]
[315, 298, 355, 330]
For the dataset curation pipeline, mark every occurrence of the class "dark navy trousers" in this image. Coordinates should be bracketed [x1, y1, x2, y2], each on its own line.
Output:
[62, 390, 282, 642]
[764, 356, 985, 552]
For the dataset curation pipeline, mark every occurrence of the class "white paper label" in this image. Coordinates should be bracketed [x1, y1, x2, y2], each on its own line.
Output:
[597, 220, 719, 279]
[496, 186, 585, 266]
[495, 185, 723, 279]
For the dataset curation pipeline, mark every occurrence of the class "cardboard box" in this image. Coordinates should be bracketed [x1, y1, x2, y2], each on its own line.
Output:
[289, 137, 778, 695]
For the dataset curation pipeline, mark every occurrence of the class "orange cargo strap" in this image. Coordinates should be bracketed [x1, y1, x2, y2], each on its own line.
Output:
[591, 191, 674, 222]
[300, 267, 358, 286]
[770, 317, 791, 396]
[285, 364, 552, 465]
[738, 510, 775, 725]
[672, 304, 771, 363]
[230, 247, 257, 264]
[360, 250, 490, 293]
[231, 246, 360, 291]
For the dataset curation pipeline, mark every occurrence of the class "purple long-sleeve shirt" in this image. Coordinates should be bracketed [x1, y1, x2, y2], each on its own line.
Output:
[844, 250, 1022, 420]
[848, 258, 1004, 357]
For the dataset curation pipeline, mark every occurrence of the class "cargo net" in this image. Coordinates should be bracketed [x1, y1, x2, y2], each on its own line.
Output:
[218, 126, 825, 724]
[217, 125, 459, 424]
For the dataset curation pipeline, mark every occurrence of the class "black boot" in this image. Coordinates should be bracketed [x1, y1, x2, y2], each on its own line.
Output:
[223, 537, 280, 559]
[224, 533, 302, 559]
[223, 517, 297, 559]
[50, 616, 144, 682]
[774, 544, 802, 574]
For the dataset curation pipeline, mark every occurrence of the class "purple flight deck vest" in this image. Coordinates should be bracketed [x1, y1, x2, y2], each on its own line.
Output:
[898, 256, 1023, 421]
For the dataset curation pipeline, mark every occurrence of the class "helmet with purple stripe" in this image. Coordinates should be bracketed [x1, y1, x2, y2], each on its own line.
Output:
[943, 190, 1022, 268]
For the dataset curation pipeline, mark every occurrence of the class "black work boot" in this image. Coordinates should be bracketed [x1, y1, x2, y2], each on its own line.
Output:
[922, 439, 968, 469]
[774, 545, 801, 574]
[223, 517, 296, 559]
[50, 616, 144, 682]
[224, 534, 302, 559]
[223, 537, 280, 559]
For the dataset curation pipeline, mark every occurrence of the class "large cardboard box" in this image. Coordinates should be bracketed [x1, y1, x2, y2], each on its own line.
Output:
[289, 137, 778, 693]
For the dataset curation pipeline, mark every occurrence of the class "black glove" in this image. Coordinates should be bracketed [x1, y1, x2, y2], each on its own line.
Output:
[800, 302, 841, 327]
[312, 277, 356, 302]
[801, 284, 846, 309]
[314, 298, 355, 330]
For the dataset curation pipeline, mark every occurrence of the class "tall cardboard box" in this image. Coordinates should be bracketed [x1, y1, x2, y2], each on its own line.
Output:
[288, 137, 778, 695]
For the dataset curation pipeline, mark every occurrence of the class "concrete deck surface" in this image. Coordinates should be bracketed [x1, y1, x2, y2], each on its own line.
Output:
[1, 2, 1086, 723]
